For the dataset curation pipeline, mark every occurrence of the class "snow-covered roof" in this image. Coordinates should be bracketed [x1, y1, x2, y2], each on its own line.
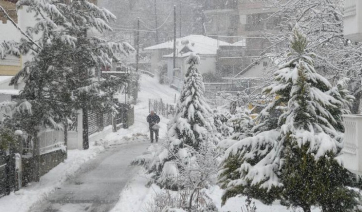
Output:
[145, 35, 230, 57]
[219, 39, 246, 47]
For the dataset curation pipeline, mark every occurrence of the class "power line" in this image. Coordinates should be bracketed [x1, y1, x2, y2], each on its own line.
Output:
[138, 9, 173, 31]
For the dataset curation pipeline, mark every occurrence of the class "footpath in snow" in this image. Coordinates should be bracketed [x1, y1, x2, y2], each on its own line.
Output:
[0, 74, 178, 212]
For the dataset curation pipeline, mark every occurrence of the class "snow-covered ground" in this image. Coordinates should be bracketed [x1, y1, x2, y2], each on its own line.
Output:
[0, 145, 106, 212]
[111, 167, 321, 212]
[0, 74, 178, 212]
[0, 75, 321, 212]
[110, 76, 322, 212]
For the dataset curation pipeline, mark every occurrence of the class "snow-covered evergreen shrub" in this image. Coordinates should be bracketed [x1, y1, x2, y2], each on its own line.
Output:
[217, 107, 255, 151]
[142, 53, 218, 188]
[228, 107, 254, 140]
[133, 54, 219, 211]
[213, 109, 233, 139]
[146, 184, 217, 212]
[219, 29, 360, 212]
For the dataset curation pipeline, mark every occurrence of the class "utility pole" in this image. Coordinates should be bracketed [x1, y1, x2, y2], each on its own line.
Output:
[81, 29, 89, 150]
[32, 131, 40, 182]
[173, 5, 177, 70]
[136, 17, 140, 73]
[154, 0, 159, 43]
[179, 1, 182, 37]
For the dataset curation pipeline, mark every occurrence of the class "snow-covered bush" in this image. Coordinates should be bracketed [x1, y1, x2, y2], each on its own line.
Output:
[146, 182, 217, 212]
[219, 29, 360, 212]
[217, 107, 255, 151]
[0, 128, 18, 151]
[213, 109, 233, 139]
[227, 107, 254, 140]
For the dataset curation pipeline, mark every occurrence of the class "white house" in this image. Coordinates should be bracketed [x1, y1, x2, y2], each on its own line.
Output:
[340, 0, 362, 176]
[145, 35, 229, 89]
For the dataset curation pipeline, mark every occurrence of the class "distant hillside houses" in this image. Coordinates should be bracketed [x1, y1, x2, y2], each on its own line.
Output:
[144, 34, 272, 92]
[145, 35, 237, 88]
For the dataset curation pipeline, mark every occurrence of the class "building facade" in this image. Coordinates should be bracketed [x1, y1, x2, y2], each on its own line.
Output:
[0, 0, 21, 76]
[202, 0, 281, 78]
[344, 0, 362, 42]
[237, 0, 280, 72]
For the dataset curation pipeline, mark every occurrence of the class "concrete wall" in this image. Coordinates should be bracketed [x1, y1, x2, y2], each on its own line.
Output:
[199, 56, 217, 75]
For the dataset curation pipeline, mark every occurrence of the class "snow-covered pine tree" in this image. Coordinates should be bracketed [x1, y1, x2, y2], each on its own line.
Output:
[279, 30, 360, 212]
[219, 29, 360, 212]
[8, 0, 133, 151]
[146, 53, 218, 189]
[266, 0, 362, 113]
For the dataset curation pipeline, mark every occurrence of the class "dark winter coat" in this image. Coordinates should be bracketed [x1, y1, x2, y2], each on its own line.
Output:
[147, 114, 160, 128]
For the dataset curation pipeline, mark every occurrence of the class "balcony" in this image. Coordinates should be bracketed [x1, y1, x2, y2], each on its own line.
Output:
[341, 115, 362, 175]
[343, 0, 362, 42]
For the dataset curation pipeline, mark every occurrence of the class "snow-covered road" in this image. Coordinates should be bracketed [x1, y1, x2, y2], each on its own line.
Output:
[28, 142, 149, 212]
[0, 75, 177, 212]
[25, 75, 177, 212]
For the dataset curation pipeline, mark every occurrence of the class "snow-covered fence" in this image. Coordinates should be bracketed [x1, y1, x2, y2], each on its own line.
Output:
[0, 150, 18, 197]
[87, 110, 113, 135]
[38, 129, 65, 155]
[149, 99, 176, 118]
[341, 115, 362, 175]
[0, 157, 6, 197]
[67, 106, 135, 150]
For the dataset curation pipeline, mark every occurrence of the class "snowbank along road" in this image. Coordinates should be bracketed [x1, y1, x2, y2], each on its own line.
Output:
[28, 142, 149, 212]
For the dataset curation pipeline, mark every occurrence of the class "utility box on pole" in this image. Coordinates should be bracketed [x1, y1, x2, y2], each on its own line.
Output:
[344, 0, 362, 42]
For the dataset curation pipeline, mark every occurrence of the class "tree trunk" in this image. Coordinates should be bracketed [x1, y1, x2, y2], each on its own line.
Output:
[351, 91, 361, 114]
[83, 107, 89, 150]
[302, 205, 311, 212]
[32, 134, 40, 182]
[188, 189, 198, 212]
[64, 120, 68, 159]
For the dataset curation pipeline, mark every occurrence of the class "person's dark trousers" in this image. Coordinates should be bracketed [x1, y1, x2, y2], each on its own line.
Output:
[150, 128, 159, 143]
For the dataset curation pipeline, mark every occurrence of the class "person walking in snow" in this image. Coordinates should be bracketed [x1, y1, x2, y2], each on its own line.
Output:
[147, 111, 160, 143]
